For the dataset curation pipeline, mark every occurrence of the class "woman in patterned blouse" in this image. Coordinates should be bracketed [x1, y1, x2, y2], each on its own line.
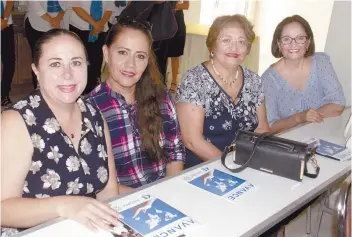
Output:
[86, 17, 185, 189]
[175, 15, 270, 169]
[262, 15, 345, 134]
[1, 29, 122, 235]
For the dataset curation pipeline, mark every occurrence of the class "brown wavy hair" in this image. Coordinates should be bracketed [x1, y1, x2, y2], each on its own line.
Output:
[105, 20, 166, 162]
[271, 15, 315, 58]
[206, 14, 256, 55]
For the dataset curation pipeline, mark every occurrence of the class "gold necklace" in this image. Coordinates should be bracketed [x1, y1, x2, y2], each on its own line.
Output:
[211, 59, 238, 86]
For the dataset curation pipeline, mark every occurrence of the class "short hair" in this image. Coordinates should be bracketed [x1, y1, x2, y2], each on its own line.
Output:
[32, 29, 87, 67]
[206, 14, 256, 54]
[271, 15, 315, 58]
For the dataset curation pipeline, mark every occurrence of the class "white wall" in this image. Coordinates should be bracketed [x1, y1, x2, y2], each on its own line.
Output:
[183, 0, 202, 24]
[254, 0, 335, 74]
[324, 1, 351, 106]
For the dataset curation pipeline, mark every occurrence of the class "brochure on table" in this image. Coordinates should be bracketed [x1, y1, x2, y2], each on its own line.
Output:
[181, 166, 256, 203]
[107, 194, 201, 237]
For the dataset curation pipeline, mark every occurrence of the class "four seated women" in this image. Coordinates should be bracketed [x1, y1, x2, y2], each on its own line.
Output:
[0, 12, 347, 236]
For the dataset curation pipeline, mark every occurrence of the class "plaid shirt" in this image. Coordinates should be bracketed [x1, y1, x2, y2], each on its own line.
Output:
[86, 83, 185, 188]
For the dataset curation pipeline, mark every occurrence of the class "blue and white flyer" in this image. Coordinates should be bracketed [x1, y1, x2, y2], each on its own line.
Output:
[302, 137, 351, 161]
[109, 194, 200, 237]
[181, 166, 256, 203]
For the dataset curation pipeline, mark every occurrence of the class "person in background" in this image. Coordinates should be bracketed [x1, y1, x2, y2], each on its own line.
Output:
[86, 17, 185, 189]
[25, 1, 66, 90]
[1, 0, 15, 106]
[262, 15, 345, 134]
[1, 29, 123, 236]
[68, 0, 114, 95]
[176, 15, 270, 169]
[167, 0, 189, 94]
[108, 1, 127, 29]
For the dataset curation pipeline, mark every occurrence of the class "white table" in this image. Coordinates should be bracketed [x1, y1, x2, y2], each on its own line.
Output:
[16, 109, 351, 237]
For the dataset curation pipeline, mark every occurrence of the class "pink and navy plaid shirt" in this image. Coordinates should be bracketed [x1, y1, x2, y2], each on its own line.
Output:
[86, 83, 185, 188]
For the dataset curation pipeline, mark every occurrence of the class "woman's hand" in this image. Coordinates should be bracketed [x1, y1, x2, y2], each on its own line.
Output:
[57, 196, 123, 232]
[51, 16, 61, 29]
[298, 109, 323, 123]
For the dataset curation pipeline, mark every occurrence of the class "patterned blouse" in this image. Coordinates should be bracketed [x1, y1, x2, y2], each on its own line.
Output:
[176, 63, 264, 169]
[1, 90, 109, 236]
[86, 83, 185, 188]
[262, 52, 345, 126]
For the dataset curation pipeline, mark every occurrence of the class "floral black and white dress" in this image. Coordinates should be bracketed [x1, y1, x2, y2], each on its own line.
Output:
[1, 89, 110, 236]
[175, 63, 264, 169]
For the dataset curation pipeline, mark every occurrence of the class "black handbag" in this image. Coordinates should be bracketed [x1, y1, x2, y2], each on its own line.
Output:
[221, 130, 320, 181]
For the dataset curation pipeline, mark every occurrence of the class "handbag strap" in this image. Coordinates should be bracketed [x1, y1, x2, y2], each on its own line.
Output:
[304, 156, 320, 178]
[221, 132, 272, 173]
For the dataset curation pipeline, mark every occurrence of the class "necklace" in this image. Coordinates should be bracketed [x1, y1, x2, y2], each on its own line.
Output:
[211, 59, 238, 85]
[70, 133, 74, 139]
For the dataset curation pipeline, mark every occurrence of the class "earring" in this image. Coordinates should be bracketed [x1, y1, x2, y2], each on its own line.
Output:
[210, 51, 214, 57]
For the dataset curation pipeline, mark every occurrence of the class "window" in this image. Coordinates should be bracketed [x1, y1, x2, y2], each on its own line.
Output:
[200, 0, 254, 25]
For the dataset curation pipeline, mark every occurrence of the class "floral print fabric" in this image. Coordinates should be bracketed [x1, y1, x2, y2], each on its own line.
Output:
[1, 89, 109, 236]
[175, 63, 264, 168]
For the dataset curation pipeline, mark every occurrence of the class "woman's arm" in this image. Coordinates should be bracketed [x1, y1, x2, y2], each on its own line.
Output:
[163, 93, 185, 176]
[269, 114, 301, 134]
[97, 11, 112, 29]
[51, 10, 65, 28]
[317, 53, 345, 116]
[176, 0, 189, 10]
[1, 111, 120, 231]
[176, 102, 222, 162]
[254, 103, 270, 133]
[316, 103, 344, 118]
[1, 0, 13, 29]
[166, 162, 184, 177]
[72, 7, 102, 31]
[28, 2, 54, 24]
[270, 109, 324, 134]
[96, 119, 120, 202]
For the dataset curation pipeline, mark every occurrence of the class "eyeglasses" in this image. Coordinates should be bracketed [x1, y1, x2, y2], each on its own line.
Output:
[279, 35, 308, 45]
[116, 16, 152, 32]
[218, 37, 249, 48]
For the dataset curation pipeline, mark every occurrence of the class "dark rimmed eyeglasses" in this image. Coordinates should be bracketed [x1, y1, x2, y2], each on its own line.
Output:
[116, 16, 152, 32]
[279, 35, 308, 45]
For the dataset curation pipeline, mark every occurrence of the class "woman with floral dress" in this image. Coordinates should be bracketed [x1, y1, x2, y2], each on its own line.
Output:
[176, 15, 270, 169]
[1, 29, 122, 236]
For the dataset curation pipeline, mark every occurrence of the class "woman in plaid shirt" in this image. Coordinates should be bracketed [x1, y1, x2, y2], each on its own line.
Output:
[87, 17, 186, 191]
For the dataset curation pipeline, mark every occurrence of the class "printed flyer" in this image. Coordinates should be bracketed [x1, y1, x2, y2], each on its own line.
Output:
[108, 194, 200, 237]
[181, 166, 256, 203]
[302, 137, 351, 161]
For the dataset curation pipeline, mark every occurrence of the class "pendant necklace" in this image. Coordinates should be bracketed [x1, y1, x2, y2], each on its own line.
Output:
[211, 59, 238, 86]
